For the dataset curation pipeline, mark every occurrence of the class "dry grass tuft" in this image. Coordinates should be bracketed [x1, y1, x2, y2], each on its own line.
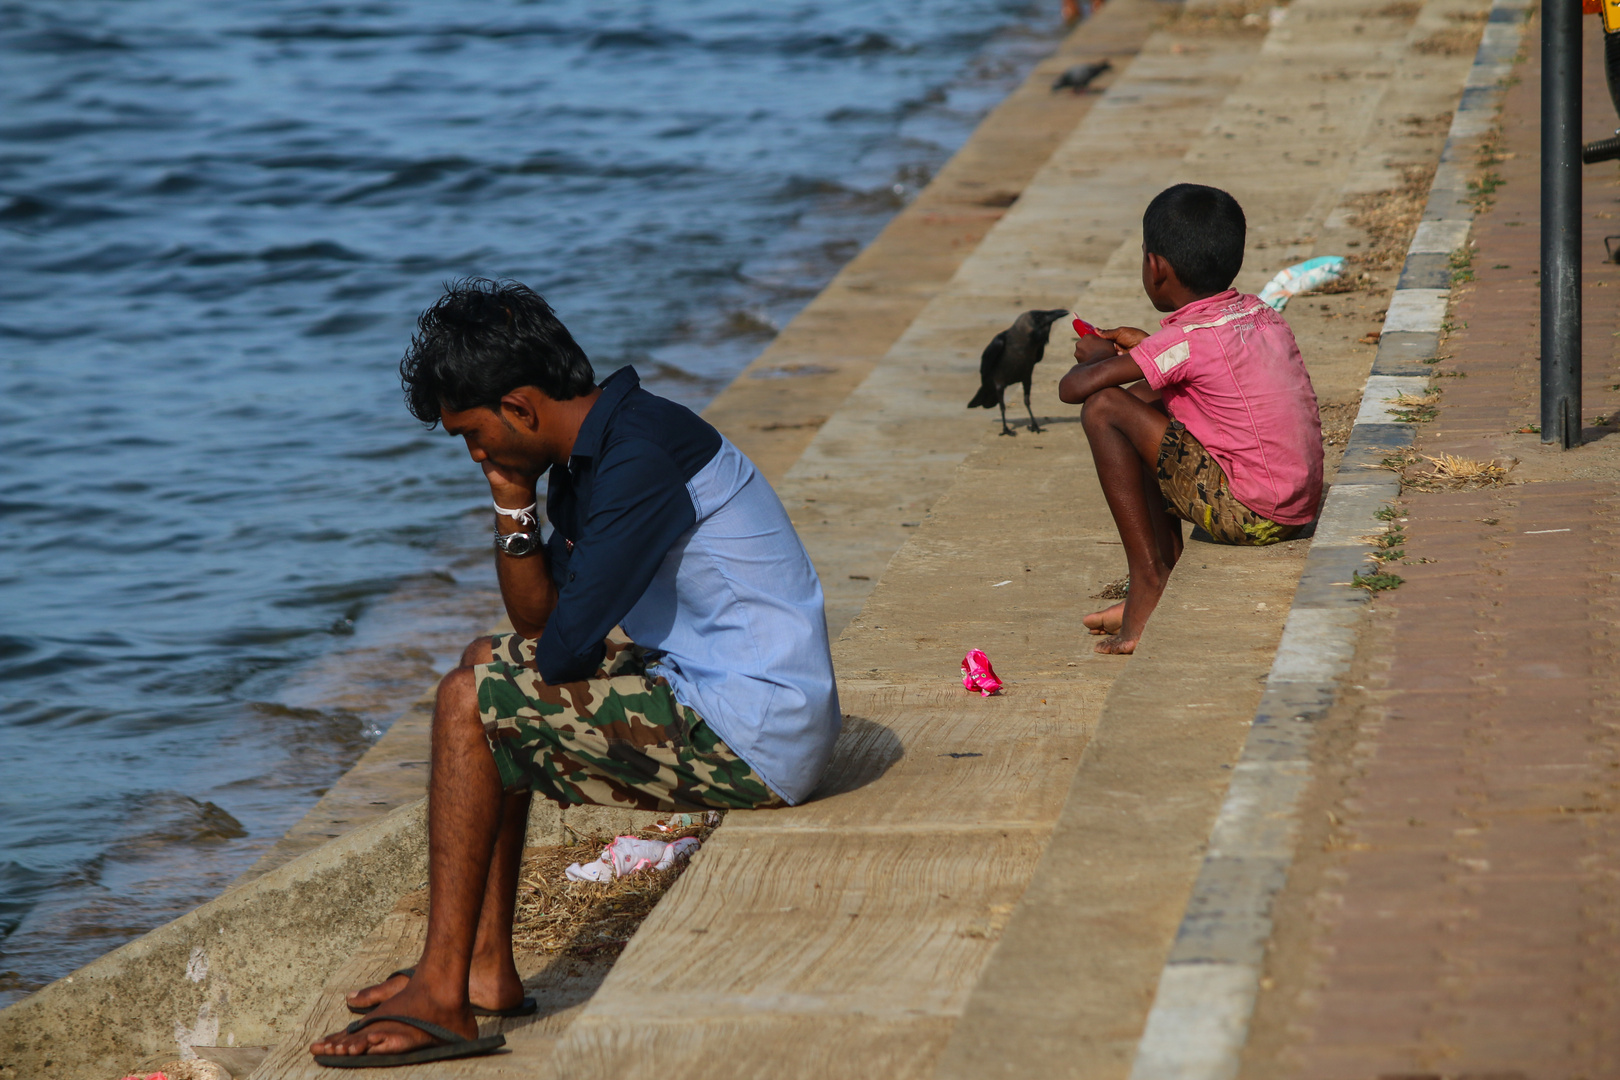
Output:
[1091, 576, 1130, 600]
[1415, 25, 1482, 55]
[1341, 163, 1439, 273]
[511, 820, 716, 959]
[1419, 452, 1510, 486]
[1379, 449, 1512, 490]
[1164, 0, 1279, 34]
[1319, 401, 1357, 447]
[1390, 390, 1441, 423]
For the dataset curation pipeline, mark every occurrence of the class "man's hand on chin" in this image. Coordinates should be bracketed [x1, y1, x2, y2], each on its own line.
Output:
[482, 459, 541, 505]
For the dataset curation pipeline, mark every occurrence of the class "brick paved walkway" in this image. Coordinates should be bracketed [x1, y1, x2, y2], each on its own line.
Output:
[1245, 13, 1620, 1080]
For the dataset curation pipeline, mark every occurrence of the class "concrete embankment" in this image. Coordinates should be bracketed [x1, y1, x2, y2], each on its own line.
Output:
[0, 0, 1494, 1073]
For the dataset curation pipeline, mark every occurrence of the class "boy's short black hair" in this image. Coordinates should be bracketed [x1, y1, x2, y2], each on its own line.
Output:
[400, 278, 595, 425]
[1142, 184, 1246, 294]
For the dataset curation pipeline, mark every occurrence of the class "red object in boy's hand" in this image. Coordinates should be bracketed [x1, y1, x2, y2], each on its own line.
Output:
[1071, 315, 1100, 338]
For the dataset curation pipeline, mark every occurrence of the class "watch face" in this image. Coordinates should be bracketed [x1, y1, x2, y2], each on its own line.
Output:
[498, 531, 539, 556]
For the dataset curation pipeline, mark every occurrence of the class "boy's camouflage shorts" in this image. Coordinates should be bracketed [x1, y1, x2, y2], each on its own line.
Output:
[474, 632, 784, 812]
[1156, 420, 1308, 546]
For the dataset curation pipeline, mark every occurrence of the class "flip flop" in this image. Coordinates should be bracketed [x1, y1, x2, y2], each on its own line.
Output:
[345, 968, 538, 1018]
[314, 1012, 505, 1069]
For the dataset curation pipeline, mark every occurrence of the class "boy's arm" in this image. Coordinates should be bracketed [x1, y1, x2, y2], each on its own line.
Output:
[1057, 324, 1152, 403]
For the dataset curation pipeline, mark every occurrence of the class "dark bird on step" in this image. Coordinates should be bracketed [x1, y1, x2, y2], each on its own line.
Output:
[967, 308, 1070, 436]
[1051, 59, 1111, 93]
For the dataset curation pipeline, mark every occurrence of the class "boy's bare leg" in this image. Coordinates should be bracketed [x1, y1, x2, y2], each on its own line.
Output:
[342, 638, 531, 1018]
[311, 651, 509, 1059]
[1080, 386, 1173, 654]
[1084, 383, 1177, 639]
[1085, 460, 1181, 635]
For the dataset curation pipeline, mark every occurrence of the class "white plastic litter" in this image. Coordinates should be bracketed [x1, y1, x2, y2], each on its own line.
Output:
[565, 835, 702, 883]
[1257, 256, 1347, 311]
[654, 811, 722, 832]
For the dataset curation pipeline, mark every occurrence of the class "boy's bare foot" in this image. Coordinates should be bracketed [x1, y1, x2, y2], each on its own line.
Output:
[1083, 601, 1124, 635]
[1093, 569, 1165, 655]
[1094, 632, 1139, 654]
[312, 982, 478, 1059]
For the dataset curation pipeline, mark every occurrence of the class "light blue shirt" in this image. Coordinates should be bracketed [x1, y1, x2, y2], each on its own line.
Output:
[619, 436, 840, 804]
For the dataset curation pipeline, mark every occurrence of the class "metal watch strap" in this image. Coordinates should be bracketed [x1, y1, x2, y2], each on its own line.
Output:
[492, 525, 541, 557]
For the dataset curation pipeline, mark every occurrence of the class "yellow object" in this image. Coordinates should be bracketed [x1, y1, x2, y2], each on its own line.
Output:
[1591, 0, 1620, 33]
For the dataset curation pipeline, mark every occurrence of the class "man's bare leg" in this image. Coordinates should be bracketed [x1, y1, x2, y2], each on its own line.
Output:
[311, 651, 506, 1058]
[1080, 386, 1173, 654]
[342, 638, 530, 1017]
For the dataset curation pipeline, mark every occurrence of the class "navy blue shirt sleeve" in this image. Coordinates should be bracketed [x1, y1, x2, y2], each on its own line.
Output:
[533, 437, 698, 684]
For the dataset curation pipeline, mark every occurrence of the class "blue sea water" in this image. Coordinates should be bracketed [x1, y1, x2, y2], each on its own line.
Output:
[0, 0, 1061, 1003]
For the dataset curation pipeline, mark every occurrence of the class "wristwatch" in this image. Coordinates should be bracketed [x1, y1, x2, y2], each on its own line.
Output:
[493, 526, 543, 557]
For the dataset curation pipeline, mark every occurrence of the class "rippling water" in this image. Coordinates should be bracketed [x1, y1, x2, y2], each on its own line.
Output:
[0, 0, 1060, 1004]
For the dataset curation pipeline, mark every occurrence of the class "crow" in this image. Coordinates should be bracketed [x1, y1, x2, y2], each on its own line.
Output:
[1051, 59, 1112, 93]
[967, 308, 1070, 436]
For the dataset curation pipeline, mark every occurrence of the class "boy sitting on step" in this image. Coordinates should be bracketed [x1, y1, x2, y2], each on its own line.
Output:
[1057, 183, 1323, 655]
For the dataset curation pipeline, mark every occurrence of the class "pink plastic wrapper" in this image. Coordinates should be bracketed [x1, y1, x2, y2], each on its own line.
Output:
[961, 649, 1004, 697]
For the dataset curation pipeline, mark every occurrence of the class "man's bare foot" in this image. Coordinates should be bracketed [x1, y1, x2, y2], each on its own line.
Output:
[312, 983, 477, 1059]
[1083, 601, 1124, 636]
[344, 959, 525, 1015]
[345, 970, 411, 1013]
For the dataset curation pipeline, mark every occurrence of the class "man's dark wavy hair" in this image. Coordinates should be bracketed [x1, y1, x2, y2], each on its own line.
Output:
[400, 278, 595, 425]
[1142, 184, 1246, 295]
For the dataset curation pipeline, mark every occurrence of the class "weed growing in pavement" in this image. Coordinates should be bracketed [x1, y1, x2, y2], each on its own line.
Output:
[1374, 505, 1402, 521]
[1449, 245, 1475, 284]
[1391, 390, 1440, 423]
[1352, 569, 1405, 592]
[1372, 523, 1408, 561]
[1467, 171, 1503, 210]
[1469, 125, 1507, 212]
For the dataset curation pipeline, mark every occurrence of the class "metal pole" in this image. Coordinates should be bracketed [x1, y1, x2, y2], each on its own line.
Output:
[1542, 0, 1582, 448]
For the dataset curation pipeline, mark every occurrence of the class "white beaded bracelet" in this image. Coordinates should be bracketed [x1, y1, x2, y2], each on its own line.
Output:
[493, 500, 538, 528]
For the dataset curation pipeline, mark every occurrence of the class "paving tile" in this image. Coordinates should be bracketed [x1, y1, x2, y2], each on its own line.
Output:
[1254, 15, 1620, 1077]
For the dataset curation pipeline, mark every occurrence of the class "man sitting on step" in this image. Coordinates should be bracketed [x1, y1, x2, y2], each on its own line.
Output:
[310, 278, 840, 1068]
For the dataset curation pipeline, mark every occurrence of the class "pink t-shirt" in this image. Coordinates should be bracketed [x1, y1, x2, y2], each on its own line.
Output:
[1130, 290, 1323, 526]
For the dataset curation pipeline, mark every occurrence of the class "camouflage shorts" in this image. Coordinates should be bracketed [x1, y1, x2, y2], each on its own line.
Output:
[1156, 421, 1307, 546]
[474, 633, 784, 812]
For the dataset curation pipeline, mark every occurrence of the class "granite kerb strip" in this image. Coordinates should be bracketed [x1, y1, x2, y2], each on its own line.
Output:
[1124, 2, 1527, 1076]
